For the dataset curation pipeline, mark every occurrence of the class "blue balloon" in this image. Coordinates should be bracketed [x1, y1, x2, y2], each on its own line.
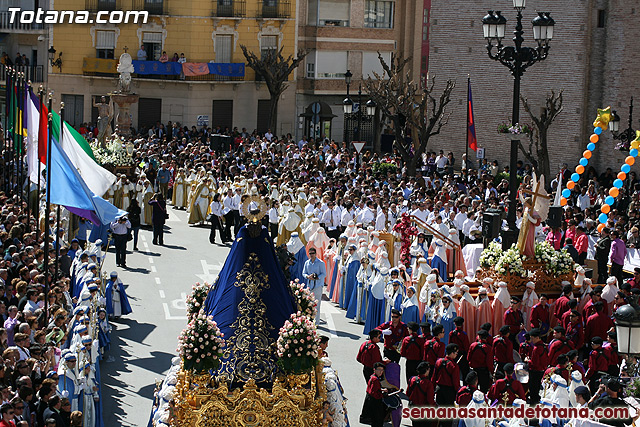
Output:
[605, 196, 615, 205]
[594, 126, 603, 135]
[579, 158, 588, 167]
[631, 148, 639, 157]
[614, 179, 623, 188]
[571, 173, 580, 182]
[562, 189, 571, 198]
[622, 164, 631, 174]
[587, 142, 596, 151]
[599, 213, 608, 224]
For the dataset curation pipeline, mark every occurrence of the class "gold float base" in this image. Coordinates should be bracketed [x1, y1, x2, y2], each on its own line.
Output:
[171, 366, 326, 427]
[476, 259, 572, 296]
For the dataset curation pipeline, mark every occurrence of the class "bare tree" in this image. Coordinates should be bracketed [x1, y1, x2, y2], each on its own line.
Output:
[363, 52, 455, 175]
[241, 45, 307, 133]
[520, 90, 564, 179]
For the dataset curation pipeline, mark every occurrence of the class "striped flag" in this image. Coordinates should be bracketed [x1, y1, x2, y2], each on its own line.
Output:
[467, 77, 478, 151]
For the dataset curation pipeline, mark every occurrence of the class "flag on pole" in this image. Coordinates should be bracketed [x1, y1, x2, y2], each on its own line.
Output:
[49, 112, 116, 197]
[49, 136, 125, 225]
[467, 78, 478, 152]
[26, 90, 41, 184]
[37, 92, 48, 164]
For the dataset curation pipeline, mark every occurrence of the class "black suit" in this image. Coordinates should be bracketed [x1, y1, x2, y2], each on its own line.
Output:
[43, 407, 65, 426]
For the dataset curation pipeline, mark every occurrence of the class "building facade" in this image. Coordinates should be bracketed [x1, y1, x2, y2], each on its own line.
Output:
[295, 0, 403, 146]
[424, 0, 637, 172]
[46, 0, 298, 136]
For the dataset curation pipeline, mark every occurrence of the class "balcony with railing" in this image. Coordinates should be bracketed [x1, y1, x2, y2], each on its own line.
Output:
[212, 0, 246, 18]
[258, 1, 290, 19]
[0, 11, 45, 32]
[132, 0, 167, 15]
[81, 57, 246, 82]
[85, 0, 121, 13]
[0, 65, 45, 83]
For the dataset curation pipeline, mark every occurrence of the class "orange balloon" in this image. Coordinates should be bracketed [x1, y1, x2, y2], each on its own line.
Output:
[597, 223, 606, 233]
[583, 150, 592, 159]
[560, 197, 567, 206]
[567, 181, 575, 190]
[610, 187, 619, 197]
[618, 172, 627, 180]
[575, 165, 585, 174]
[601, 204, 610, 214]
[626, 156, 636, 166]
[590, 134, 599, 143]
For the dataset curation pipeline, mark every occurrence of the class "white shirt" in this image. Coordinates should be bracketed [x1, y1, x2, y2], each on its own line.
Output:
[322, 208, 341, 230]
[222, 196, 234, 215]
[341, 209, 354, 227]
[576, 193, 590, 211]
[411, 208, 429, 224]
[268, 207, 279, 224]
[209, 201, 223, 217]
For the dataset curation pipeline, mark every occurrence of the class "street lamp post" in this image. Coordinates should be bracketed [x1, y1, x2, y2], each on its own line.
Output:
[614, 296, 640, 376]
[610, 98, 636, 151]
[343, 72, 376, 171]
[343, 70, 353, 145]
[482, 1, 555, 249]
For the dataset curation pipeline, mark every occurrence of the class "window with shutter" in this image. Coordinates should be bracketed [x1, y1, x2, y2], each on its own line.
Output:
[215, 35, 233, 63]
[96, 30, 116, 59]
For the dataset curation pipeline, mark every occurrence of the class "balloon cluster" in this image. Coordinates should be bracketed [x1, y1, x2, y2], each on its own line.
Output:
[565, 107, 640, 233]
[560, 107, 612, 210]
[595, 130, 640, 232]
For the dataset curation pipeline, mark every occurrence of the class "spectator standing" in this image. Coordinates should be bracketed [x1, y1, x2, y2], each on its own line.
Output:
[149, 193, 168, 246]
[137, 45, 147, 61]
[110, 215, 131, 268]
[610, 230, 627, 285]
[126, 200, 142, 251]
[156, 164, 171, 199]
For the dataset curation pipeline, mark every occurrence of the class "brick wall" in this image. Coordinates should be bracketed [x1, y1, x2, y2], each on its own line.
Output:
[425, 0, 602, 177]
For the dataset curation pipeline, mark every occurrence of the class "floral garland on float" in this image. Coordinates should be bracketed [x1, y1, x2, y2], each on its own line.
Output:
[477, 241, 576, 294]
[392, 213, 418, 268]
[276, 312, 320, 375]
[185, 282, 212, 321]
[177, 311, 225, 373]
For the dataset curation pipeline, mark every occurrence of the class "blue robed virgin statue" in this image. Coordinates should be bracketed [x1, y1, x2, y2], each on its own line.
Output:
[203, 219, 297, 388]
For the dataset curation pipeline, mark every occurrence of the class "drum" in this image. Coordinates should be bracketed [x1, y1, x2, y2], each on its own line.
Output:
[515, 362, 529, 384]
[383, 394, 402, 410]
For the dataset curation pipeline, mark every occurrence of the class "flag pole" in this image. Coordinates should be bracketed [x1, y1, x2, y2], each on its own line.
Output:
[10, 71, 16, 198]
[16, 72, 22, 205]
[36, 86, 43, 246]
[24, 80, 31, 228]
[466, 75, 470, 178]
[55, 102, 64, 282]
[3, 68, 10, 194]
[43, 91, 52, 311]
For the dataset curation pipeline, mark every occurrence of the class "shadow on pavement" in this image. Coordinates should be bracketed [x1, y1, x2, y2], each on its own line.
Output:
[161, 244, 187, 250]
[317, 325, 363, 341]
[101, 319, 174, 426]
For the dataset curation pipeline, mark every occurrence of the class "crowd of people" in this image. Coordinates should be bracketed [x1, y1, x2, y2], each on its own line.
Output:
[5, 115, 640, 427]
[0, 176, 133, 425]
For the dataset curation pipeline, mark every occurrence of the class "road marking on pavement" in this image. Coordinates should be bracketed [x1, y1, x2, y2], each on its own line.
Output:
[148, 257, 154, 264]
[171, 292, 188, 310]
[155, 277, 161, 285]
[141, 235, 146, 241]
[322, 300, 339, 338]
[162, 303, 187, 320]
[159, 290, 165, 299]
[151, 266, 157, 273]
[195, 259, 224, 283]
